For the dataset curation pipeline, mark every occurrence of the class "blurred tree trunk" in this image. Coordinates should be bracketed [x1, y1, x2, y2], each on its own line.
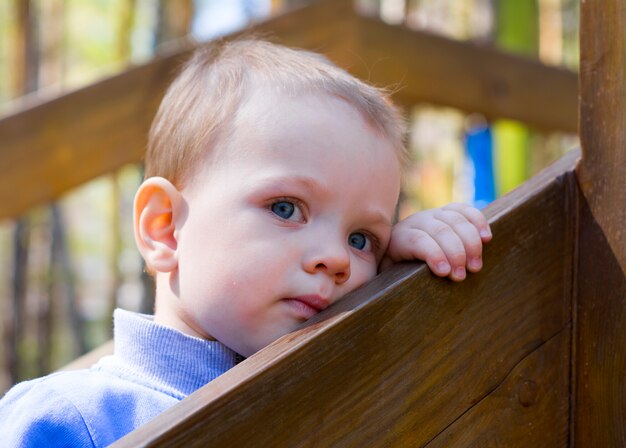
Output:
[36, 0, 66, 377]
[8, 222, 29, 384]
[7, 0, 39, 384]
[14, 0, 38, 94]
[156, 0, 194, 45]
[50, 205, 87, 358]
[39, 0, 87, 369]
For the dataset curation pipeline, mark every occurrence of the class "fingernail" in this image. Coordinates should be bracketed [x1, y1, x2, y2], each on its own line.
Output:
[480, 229, 492, 239]
[437, 262, 451, 274]
[470, 257, 482, 270]
[454, 267, 466, 280]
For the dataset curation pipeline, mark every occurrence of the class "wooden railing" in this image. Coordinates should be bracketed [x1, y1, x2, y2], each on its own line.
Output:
[2, 0, 624, 446]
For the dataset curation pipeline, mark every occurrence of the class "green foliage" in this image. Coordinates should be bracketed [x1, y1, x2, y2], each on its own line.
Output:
[64, 0, 130, 86]
[495, 0, 539, 56]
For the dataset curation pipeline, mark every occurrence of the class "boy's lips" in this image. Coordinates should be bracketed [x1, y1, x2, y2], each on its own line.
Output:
[282, 295, 330, 320]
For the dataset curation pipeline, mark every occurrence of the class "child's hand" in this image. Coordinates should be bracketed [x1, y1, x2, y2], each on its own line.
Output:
[381, 203, 492, 281]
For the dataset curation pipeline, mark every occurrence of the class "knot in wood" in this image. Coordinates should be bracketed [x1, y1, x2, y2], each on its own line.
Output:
[486, 77, 510, 99]
[518, 379, 538, 407]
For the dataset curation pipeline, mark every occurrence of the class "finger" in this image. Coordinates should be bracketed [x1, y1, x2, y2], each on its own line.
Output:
[433, 210, 484, 272]
[410, 220, 468, 281]
[442, 203, 492, 242]
[387, 228, 452, 277]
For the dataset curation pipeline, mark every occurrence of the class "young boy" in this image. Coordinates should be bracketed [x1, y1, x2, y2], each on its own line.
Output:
[0, 39, 491, 446]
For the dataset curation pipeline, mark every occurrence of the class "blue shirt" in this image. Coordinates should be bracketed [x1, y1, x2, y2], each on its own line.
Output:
[0, 309, 238, 447]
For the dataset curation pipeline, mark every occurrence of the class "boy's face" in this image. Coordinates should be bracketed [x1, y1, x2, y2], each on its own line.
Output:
[168, 88, 401, 356]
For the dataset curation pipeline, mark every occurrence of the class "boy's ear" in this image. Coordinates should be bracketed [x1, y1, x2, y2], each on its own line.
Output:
[134, 177, 185, 273]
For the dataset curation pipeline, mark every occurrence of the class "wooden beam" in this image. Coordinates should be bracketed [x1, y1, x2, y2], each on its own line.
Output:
[111, 149, 578, 447]
[355, 16, 577, 132]
[574, 0, 626, 445]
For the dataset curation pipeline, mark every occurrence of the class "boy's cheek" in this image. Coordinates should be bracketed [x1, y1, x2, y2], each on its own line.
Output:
[341, 262, 378, 296]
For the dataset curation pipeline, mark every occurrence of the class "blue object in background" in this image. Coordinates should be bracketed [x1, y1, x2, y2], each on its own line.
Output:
[192, 0, 271, 41]
[465, 120, 496, 209]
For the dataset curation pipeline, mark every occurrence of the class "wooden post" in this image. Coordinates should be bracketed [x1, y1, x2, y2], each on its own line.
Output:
[575, 0, 626, 445]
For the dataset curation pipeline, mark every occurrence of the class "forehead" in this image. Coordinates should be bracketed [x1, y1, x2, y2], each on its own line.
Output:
[228, 86, 396, 162]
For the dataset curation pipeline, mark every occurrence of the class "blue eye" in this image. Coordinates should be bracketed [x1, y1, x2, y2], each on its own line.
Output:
[348, 232, 369, 251]
[270, 200, 305, 222]
[271, 201, 295, 219]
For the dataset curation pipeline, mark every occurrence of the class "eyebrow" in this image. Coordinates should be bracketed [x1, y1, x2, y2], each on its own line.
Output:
[253, 175, 331, 199]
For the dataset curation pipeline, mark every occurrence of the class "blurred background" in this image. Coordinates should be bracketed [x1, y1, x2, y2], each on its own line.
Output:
[0, 0, 579, 393]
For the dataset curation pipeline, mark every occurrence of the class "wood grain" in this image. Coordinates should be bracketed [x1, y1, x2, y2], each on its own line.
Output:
[574, 195, 626, 447]
[425, 330, 570, 448]
[574, 0, 626, 445]
[111, 150, 577, 447]
[0, 0, 578, 221]
[355, 16, 577, 133]
[577, 0, 626, 273]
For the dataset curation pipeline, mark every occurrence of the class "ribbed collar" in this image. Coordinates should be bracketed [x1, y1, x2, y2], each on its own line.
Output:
[110, 309, 239, 398]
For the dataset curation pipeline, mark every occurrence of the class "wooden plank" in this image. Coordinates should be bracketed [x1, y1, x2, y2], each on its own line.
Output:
[425, 330, 570, 447]
[355, 16, 577, 133]
[575, 1, 626, 444]
[112, 149, 578, 447]
[0, 0, 579, 221]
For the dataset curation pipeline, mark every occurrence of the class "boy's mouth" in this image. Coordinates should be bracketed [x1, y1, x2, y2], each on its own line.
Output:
[282, 295, 330, 320]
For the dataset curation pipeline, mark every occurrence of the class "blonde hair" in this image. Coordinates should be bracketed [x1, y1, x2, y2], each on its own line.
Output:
[145, 39, 408, 187]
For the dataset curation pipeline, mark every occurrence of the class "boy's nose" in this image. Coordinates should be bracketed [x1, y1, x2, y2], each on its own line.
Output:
[303, 242, 351, 285]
